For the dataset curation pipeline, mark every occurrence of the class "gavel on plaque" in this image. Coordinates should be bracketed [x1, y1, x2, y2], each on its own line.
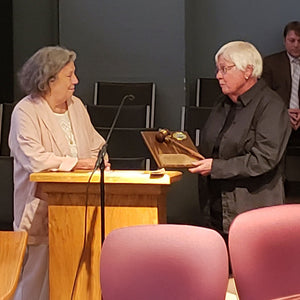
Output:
[155, 128, 205, 160]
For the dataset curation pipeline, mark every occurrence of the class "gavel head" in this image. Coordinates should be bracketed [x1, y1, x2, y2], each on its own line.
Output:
[155, 128, 171, 143]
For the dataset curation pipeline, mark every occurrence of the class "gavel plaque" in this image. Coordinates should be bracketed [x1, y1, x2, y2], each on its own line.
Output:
[141, 130, 204, 168]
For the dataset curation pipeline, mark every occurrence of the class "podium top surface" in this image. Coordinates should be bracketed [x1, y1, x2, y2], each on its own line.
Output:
[30, 170, 182, 185]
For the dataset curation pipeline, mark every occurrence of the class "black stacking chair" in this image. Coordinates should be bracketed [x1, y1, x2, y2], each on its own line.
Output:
[0, 102, 15, 156]
[195, 78, 222, 107]
[180, 106, 212, 147]
[95, 127, 156, 170]
[87, 104, 151, 128]
[0, 156, 13, 230]
[93, 81, 156, 127]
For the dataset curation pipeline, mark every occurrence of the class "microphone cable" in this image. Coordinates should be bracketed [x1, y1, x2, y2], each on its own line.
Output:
[70, 94, 135, 299]
[70, 167, 97, 300]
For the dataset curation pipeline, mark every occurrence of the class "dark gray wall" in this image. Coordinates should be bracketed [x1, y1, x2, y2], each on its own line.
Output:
[13, 0, 58, 100]
[59, 0, 185, 130]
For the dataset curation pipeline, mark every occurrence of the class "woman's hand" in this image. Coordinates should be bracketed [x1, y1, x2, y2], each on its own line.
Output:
[188, 158, 213, 176]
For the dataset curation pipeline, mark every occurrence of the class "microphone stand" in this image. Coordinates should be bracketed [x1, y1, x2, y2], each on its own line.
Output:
[93, 94, 135, 246]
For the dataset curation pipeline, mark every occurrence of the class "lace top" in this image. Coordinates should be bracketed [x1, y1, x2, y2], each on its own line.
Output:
[54, 110, 78, 157]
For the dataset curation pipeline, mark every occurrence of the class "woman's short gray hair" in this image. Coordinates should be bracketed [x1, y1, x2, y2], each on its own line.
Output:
[18, 46, 77, 97]
[215, 41, 263, 78]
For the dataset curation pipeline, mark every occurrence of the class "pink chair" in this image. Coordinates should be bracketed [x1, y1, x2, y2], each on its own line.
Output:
[100, 224, 229, 300]
[229, 204, 300, 300]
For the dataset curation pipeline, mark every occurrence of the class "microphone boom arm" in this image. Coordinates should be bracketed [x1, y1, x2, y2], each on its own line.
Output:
[93, 94, 135, 170]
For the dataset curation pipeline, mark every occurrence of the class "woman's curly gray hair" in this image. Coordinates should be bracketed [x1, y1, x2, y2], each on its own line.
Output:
[18, 46, 77, 97]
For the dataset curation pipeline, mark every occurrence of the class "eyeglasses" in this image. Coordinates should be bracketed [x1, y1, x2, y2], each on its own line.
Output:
[216, 64, 236, 75]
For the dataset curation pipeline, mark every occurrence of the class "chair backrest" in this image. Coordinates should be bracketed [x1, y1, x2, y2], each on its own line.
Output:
[96, 127, 151, 158]
[0, 156, 13, 230]
[86, 104, 150, 128]
[0, 231, 28, 300]
[95, 127, 155, 170]
[93, 81, 156, 127]
[229, 204, 300, 300]
[100, 224, 229, 300]
[195, 78, 222, 107]
[180, 106, 212, 146]
[0, 103, 15, 156]
[108, 157, 147, 170]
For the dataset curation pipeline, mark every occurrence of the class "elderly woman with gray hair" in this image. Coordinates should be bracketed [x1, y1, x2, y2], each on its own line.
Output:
[189, 41, 291, 241]
[9, 46, 109, 299]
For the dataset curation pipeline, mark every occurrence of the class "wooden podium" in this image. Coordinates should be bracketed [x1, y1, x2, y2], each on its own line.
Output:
[30, 170, 182, 299]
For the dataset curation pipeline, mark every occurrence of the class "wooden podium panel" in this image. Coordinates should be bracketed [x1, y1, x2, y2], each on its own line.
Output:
[30, 170, 182, 300]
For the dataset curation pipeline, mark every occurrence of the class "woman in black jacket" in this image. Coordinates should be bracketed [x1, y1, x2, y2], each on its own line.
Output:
[189, 41, 291, 238]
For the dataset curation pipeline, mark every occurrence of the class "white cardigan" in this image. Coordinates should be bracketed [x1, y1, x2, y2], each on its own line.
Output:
[9, 95, 106, 244]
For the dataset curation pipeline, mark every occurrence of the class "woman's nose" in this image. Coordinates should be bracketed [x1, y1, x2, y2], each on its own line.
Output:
[72, 74, 79, 84]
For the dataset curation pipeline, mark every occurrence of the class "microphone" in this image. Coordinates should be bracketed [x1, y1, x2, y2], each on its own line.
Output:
[93, 94, 135, 170]
[155, 128, 205, 160]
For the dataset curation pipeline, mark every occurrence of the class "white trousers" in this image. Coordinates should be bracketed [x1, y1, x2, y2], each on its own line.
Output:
[13, 244, 49, 300]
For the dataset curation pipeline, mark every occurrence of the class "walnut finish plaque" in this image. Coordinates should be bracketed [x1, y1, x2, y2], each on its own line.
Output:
[141, 130, 204, 168]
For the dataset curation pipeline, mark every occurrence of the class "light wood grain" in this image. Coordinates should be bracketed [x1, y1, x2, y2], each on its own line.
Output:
[30, 169, 182, 184]
[0, 231, 28, 300]
[31, 170, 181, 299]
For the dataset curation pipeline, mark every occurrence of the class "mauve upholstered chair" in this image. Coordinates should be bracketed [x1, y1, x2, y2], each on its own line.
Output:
[100, 224, 229, 300]
[229, 204, 300, 300]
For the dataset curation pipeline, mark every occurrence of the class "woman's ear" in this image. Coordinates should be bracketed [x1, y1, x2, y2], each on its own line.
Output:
[49, 76, 56, 83]
[244, 65, 254, 80]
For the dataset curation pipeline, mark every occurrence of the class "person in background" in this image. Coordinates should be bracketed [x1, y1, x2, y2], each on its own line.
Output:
[9, 46, 110, 300]
[262, 21, 300, 132]
[262, 21, 300, 198]
[189, 41, 291, 243]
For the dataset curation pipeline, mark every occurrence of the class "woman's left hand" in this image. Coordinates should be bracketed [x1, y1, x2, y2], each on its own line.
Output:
[188, 158, 213, 176]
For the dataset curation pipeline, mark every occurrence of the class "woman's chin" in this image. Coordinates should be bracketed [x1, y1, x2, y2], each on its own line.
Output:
[220, 86, 229, 95]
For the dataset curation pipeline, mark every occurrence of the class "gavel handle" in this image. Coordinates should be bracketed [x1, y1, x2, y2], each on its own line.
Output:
[165, 137, 205, 160]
